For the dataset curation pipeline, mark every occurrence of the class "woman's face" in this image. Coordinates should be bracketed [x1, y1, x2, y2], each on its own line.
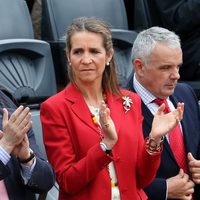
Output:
[67, 31, 112, 85]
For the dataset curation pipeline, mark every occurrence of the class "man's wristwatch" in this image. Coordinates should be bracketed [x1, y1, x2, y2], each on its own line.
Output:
[18, 149, 35, 164]
[100, 142, 112, 155]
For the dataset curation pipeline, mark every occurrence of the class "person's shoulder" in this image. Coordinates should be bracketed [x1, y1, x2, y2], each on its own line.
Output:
[175, 82, 196, 96]
[175, 82, 193, 90]
[174, 82, 198, 102]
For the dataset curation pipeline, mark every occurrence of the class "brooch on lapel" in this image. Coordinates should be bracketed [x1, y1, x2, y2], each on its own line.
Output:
[122, 96, 133, 113]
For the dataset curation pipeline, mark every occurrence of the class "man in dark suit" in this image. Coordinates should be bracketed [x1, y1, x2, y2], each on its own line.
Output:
[127, 26, 200, 199]
[0, 89, 55, 200]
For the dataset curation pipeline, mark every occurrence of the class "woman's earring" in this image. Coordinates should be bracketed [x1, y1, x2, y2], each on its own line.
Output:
[106, 62, 110, 66]
[68, 61, 71, 66]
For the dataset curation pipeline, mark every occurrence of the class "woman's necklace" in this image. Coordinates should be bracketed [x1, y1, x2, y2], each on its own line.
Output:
[90, 92, 107, 139]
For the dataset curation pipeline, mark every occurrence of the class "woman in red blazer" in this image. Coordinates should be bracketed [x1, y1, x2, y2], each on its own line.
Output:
[40, 17, 184, 200]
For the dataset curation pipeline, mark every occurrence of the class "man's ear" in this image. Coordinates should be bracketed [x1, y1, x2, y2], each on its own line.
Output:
[133, 58, 145, 77]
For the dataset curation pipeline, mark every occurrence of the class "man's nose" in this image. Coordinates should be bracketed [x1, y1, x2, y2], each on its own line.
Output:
[171, 68, 180, 80]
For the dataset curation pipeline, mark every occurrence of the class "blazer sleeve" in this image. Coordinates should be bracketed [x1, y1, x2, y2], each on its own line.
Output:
[126, 92, 162, 189]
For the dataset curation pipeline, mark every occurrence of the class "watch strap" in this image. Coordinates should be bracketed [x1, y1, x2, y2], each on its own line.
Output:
[18, 149, 35, 164]
[100, 142, 112, 154]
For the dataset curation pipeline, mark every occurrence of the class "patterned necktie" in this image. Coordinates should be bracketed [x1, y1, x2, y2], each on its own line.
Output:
[153, 99, 188, 173]
[0, 180, 9, 200]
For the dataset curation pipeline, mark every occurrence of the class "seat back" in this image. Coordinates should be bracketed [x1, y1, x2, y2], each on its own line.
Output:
[0, 39, 57, 106]
[112, 30, 137, 86]
[0, 1, 59, 198]
[31, 110, 59, 200]
[0, 0, 34, 39]
[0, 0, 57, 105]
[31, 109, 47, 159]
[42, 0, 129, 40]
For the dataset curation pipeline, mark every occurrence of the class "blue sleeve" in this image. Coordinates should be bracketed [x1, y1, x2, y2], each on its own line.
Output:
[144, 178, 167, 200]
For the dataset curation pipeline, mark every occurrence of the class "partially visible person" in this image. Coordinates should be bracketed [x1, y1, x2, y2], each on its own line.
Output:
[0, 88, 55, 200]
[31, 0, 42, 39]
[40, 17, 183, 200]
[127, 26, 200, 199]
[150, 0, 200, 81]
[25, 0, 35, 12]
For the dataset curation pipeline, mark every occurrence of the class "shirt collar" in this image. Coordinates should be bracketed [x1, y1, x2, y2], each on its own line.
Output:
[133, 74, 159, 105]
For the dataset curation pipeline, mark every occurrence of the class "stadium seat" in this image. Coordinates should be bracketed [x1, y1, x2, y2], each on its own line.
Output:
[42, 0, 137, 86]
[32, 110, 59, 200]
[0, 0, 34, 39]
[0, 0, 58, 199]
[0, 39, 56, 108]
[0, 0, 57, 106]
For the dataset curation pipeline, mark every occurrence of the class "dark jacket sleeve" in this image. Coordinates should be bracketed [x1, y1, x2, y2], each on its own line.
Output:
[26, 128, 56, 193]
[0, 89, 56, 193]
[144, 178, 167, 200]
[0, 123, 55, 194]
[0, 161, 10, 180]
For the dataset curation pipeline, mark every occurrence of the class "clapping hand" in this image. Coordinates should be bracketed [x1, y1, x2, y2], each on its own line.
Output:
[150, 102, 184, 141]
[0, 106, 32, 154]
[99, 101, 118, 149]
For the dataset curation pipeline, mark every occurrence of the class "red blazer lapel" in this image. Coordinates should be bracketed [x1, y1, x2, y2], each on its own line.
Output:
[64, 84, 100, 133]
[64, 84, 124, 136]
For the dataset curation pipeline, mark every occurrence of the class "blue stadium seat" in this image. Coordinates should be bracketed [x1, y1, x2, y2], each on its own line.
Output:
[0, 0, 59, 199]
[0, 0, 57, 106]
[32, 110, 59, 200]
[0, 39, 56, 107]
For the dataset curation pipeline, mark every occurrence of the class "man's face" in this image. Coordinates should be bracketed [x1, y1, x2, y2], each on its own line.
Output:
[137, 43, 182, 99]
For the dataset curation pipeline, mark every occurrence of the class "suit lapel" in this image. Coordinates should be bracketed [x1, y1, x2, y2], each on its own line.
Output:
[141, 101, 153, 132]
[64, 84, 123, 135]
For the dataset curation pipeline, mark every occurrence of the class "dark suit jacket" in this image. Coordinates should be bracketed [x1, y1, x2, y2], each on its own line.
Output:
[0, 90, 55, 200]
[127, 80, 200, 200]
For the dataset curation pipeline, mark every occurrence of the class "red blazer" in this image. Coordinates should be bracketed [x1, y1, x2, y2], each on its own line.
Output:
[40, 83, 161, 200]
